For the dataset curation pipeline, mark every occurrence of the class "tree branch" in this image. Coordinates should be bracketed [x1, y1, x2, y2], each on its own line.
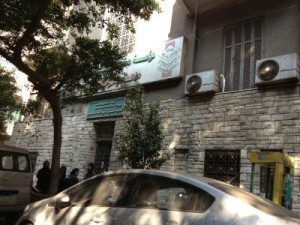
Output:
[0, 48, 51, 89]
[54, 78, 68, 92]
[13, 0, 52, 57]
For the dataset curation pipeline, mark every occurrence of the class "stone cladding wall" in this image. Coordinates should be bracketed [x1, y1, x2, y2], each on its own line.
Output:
[11, 84, 300, 213]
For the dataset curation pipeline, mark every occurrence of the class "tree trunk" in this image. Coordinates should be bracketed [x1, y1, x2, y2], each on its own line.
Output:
[46, 92, 62, 195]
[3, 56, 63, 195]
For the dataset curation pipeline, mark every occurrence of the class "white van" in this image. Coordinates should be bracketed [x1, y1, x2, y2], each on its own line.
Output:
[0, 145, 33, 222]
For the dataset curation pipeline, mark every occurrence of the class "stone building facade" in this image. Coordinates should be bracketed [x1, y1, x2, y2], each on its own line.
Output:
[11, 84, 300, 212]
[10, 0, 300, 213]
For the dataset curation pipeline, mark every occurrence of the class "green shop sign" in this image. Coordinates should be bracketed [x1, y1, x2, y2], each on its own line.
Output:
[87, 98, 125, 119]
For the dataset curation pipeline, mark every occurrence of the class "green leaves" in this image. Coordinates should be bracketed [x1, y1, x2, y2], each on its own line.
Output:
[117, 84, 165, 169]
[59, 37, 128, 100]
[0, 68, 21, 111]
[0, 67, 22, 140]
[0, 0, 161, 194]
[0, 0, 161, 101]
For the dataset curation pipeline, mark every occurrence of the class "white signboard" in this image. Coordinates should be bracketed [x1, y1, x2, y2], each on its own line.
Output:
[124, 36, 186, 84]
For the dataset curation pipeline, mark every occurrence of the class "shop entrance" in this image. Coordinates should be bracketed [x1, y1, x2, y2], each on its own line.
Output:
[94, 122, 115, 174]
[249, 151, 294, 209]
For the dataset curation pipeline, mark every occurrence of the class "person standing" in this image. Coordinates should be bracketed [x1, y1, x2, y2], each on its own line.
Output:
[84, 162, 95, 180]
[69, 168, 80, 183]
[35, 160, 51, 194]
[61, 168, 80, 190]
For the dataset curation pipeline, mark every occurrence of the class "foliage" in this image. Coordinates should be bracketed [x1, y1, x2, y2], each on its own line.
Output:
[117, 84, 165, 169]
[0, 0, 161, 194]
[0, 0, 161, 108]
[0, 67, 22, 141]
[0, 0, 161, 100]
[21, 98, 43, 117]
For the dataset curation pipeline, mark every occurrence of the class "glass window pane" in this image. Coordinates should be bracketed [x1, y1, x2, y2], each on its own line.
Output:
[66, 175, 127, 207]
[129, 176, 215, 212]
[91, 176, 126, 206]
[2, 155, 13, 170]
[18, 155, 29, 171]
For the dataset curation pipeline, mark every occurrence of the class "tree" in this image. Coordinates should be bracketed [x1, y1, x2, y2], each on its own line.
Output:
[0, 67, 22, 142]
[117, 84, 166, 169]
[0, 0, 160, 194]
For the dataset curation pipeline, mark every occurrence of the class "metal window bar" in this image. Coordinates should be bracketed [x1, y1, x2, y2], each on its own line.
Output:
[204, 150, 241, 186]
[223, 19, 262, 91]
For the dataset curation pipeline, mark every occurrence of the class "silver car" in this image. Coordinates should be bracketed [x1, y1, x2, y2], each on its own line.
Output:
[16, 169, 300, 225]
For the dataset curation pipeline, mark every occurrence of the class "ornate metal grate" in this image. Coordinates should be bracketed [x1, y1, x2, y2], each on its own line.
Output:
[109, 15, 136, 53]
[204, 150, 240, 186]
[95, 141, 112, 174]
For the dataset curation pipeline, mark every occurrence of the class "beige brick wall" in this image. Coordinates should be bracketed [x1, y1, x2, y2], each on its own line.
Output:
[10, 84, 300, 213]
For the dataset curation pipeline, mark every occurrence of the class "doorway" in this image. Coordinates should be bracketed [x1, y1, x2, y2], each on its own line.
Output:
[95, 141, 112, 173]
[94, 121, 115, 174]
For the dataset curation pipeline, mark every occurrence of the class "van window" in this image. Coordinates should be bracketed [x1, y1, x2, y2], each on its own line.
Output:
[0, 150, 30, 172]
[1, 154, 13, 170]
[18, 155, 29, 171]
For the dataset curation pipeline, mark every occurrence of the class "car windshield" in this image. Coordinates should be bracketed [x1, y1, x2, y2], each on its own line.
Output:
[210, 182, 300, 219]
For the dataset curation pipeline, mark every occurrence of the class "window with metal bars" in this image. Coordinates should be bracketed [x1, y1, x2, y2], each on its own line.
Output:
[204, 150, 241, 186]
[223, 19, 262, 91]
[109, 15, 136, 53]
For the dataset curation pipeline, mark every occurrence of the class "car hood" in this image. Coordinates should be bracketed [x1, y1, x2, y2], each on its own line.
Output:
[23, 197, 52, 215]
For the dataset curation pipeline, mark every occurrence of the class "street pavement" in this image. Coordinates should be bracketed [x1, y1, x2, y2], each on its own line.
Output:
[0, 214, 20, 225]
[0, 192, 48, 225]
[0, 216, 4, 225]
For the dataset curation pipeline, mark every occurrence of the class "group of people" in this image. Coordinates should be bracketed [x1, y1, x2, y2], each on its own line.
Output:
[34, 161, 95, 194]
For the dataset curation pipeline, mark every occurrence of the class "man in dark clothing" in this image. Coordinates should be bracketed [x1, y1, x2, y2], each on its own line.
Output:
[35, 160, 51, 194]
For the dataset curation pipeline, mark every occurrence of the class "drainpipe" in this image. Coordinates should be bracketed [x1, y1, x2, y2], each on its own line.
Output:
[191, 0, 199, 74]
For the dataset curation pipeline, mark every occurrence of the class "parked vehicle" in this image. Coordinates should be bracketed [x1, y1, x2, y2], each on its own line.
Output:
[0, 145, 33, 223]
[16, 169, 300, 225]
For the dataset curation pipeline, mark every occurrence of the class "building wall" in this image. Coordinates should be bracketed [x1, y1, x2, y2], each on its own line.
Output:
[9, 0, 300, 213]
[145, 3, 300, 101]
[264, 5, 300, 57]
[10, 82, 300, 212]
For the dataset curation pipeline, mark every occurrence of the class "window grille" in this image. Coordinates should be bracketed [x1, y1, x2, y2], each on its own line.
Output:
[109, 15, 136, 53]
[204, 150, 240, 186]
[223, 19, 262, 91]
[95, 141, 112, 173]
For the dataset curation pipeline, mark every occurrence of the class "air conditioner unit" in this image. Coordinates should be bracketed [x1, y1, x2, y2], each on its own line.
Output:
[185, 70, 220, 95]
[255, 53, 300, 86]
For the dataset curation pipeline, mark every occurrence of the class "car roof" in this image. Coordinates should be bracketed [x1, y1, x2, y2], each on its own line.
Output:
[101, 169, 221, 185]
[0, 145, 30, 154]
[100, 169, 300, 221]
